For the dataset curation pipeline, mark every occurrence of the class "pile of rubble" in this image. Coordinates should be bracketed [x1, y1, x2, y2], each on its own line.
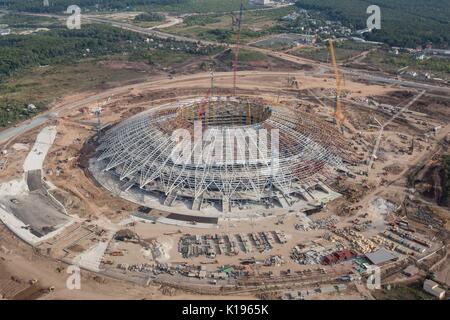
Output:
[264, 255, 285, 267]
[291, 243, 342, 265]
[310, 216, 340, 230]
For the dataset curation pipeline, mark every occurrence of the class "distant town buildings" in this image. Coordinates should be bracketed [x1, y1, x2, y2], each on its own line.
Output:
[0, 24, 11, 36]
[27, 104, 37, 112]
[282, 12, 300, 21]
[402, 265, 419, 277]
[415, 54, 426, 61]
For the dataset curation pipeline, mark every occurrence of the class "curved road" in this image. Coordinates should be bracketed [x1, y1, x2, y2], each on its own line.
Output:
[1, 11, 450, 145]
[82, 15, 450, 95]
[0, 70, 315, 144]
[13, 10, 450, 94]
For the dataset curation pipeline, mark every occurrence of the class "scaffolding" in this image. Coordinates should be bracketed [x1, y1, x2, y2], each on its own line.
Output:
[95, 97, 348, 212]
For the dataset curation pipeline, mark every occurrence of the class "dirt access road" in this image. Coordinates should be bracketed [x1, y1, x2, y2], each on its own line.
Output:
[0, 69, 385, 144]
[352, 122, 450, 223]
[13, 10, 450, 97]
[83, 15, 450, 96]
[0, 223, 254, 300]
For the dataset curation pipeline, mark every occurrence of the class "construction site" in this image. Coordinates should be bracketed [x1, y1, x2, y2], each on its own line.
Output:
[89, 95, 347, 218]
[1, 5, 450, 301]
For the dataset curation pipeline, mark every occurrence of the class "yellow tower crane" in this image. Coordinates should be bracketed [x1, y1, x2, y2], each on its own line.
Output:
[328, 39, 345, 124]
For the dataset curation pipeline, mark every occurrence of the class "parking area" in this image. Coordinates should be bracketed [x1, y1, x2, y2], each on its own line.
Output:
[0, 192, 69, 237]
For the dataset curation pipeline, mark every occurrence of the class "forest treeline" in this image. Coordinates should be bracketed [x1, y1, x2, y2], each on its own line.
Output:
[295, 0, 450, 48]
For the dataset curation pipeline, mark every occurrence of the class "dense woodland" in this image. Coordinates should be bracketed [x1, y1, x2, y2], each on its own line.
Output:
[0, 23, 216, 80]
[2, 0, 250, 13]
[134, 12, 165, 22]
[5, 0, 449, 48]
[0, 24, 145, 80]
[0, 23, 218, 127]
[0, 13, 60, 28]
[3, 0, 185, 12]
[295, 0, 450, 48]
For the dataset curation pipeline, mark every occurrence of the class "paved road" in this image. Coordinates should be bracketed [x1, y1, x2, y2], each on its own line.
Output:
[0, 70, 303, 144]
[1, 11, 450, 145]
[86, 16, 209, 44]
[247, 46, 450, 94]
[0, 114, 54, 145]
[82, 15, 450, 95]
[148, 14, 183, 30]
[13, 10, 450, 94]
[0, 64, 446, 146]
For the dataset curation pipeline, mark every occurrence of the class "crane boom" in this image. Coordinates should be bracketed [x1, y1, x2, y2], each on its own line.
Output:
[328, 39, 345, 123]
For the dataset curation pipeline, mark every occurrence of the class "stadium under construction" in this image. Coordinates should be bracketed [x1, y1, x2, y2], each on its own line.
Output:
[89, 96, 350, 218]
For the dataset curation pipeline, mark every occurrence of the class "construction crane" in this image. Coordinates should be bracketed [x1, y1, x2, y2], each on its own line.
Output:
[327, 39, 345, 125]
[232, 1, 244, 96]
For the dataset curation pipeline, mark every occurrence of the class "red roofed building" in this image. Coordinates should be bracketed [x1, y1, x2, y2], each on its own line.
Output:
[322, 250, 357, 265]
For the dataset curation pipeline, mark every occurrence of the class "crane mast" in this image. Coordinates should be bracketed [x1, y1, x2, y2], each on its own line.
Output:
[328, 39, 345, 124]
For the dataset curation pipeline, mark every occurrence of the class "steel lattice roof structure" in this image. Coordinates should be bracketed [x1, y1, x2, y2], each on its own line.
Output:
[93, 97, 348, 212]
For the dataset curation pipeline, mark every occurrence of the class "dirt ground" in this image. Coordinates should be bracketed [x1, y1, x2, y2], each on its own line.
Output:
[1, 63, 449, 300]
[35, 70, 395, 222]
[0, 222, 256, 300]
